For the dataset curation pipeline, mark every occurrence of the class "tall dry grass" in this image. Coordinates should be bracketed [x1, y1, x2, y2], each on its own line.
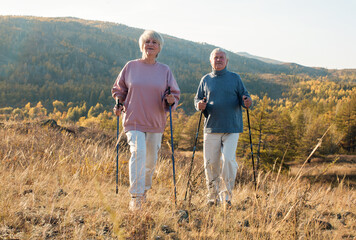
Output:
[0, 121, 355, 239]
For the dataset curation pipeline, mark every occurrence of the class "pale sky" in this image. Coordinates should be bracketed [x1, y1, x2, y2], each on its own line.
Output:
[1, 0, 355, 69]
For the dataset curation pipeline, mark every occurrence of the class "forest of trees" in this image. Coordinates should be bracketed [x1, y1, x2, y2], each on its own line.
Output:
[0, 16, 355, 170]
[1, 16, 346, 114]
[1, 78, 355, 171]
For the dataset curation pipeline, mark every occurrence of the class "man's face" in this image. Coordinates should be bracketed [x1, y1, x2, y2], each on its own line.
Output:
[210, 51, 228, 71]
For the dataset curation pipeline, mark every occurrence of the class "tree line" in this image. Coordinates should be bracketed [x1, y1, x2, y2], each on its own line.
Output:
[1, 78, 354, 171]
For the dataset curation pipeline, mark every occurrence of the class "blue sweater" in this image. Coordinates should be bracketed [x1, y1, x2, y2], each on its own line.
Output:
[194, 67, 250, 133]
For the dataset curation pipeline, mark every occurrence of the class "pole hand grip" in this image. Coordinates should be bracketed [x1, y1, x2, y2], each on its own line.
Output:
[116, 98, 120, 108]
[198, 97, 207, 112]
[116, 98, 123, 108]
[166, 87, 174, 106]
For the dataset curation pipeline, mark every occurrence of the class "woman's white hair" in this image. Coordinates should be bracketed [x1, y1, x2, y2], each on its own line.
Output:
[139, 30, 164, 53]
[210, 48, 229, 60]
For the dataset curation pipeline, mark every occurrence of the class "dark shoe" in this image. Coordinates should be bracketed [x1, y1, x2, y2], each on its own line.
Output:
[207, 201, 215, 207]
[223, 200, 232, 210]
[207, 200, 218, 207]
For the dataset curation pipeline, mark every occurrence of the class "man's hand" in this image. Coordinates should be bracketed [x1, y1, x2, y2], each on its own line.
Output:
[243, 96, 252, 108]
[198, 97, 207, 111]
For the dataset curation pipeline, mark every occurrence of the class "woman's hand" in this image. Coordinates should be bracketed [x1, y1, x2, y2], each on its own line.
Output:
[113, 104, 124, 116]
[165, 93, 175, 106]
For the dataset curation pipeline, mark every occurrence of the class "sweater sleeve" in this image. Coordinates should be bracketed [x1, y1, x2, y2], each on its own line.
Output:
[163, 68, 180, 112]
[194, 77, 205, 111]
[236, 74, 251, 108]
[111, 63, 129, 102]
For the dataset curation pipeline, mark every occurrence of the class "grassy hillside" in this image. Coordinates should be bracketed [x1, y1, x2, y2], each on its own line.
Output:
[0, 16, 335, 113]
[0, 121, 355, 239]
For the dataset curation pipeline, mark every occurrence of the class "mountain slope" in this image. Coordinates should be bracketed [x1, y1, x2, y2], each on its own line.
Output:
[236, 52, 285, 65]
[0, 16, 331, 112]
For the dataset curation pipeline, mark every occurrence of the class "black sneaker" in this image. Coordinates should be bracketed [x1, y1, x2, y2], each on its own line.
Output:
[207, 200, 218, 207]
[224, 200, 232, 209]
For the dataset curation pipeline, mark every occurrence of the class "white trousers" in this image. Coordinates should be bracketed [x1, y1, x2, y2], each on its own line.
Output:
[204, 133, 239, 202]
[126, 130, 162, 197]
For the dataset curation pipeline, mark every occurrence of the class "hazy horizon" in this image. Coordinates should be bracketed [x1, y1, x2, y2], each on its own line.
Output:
[1, 0, 355, 69]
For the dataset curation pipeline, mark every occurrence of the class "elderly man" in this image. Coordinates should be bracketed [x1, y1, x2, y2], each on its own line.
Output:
[195, 48, 252, 207]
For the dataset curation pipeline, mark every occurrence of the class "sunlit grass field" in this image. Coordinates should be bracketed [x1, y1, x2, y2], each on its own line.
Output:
[0, 121, 355, 239]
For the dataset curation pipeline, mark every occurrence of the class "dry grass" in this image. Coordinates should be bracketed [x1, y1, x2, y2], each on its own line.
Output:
[0, 121, 355, 239]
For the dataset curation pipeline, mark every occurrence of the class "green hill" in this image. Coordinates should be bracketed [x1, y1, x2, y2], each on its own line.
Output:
[0, 16, 346, 114]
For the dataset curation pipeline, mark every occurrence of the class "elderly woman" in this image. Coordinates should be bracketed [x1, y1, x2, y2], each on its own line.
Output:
[112, 30, 180, 211]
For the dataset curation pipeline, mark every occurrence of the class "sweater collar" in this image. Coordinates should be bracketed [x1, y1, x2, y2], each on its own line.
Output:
[212, 67, 227, 76]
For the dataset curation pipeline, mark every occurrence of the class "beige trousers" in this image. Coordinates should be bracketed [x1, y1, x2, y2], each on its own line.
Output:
[126, 130, 162, 198]
[203, 133, 239, 202]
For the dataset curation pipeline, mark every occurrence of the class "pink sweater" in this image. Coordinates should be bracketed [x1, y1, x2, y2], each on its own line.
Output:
[112, 59, 180, 133]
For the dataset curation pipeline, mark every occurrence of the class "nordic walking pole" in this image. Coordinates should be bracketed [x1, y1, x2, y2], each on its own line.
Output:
[184, 97, 206, 201]
[115, 98, 121, 194]
[168, 87, 177, 206]
[245, 105, 257, 191]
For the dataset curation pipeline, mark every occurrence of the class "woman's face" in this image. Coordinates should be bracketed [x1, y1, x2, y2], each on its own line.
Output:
[142, 38, 160, 58]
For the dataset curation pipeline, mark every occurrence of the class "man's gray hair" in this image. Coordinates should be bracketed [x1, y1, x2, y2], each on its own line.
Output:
[210, 48, 229, 60]
[139, 30, 164, 52]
